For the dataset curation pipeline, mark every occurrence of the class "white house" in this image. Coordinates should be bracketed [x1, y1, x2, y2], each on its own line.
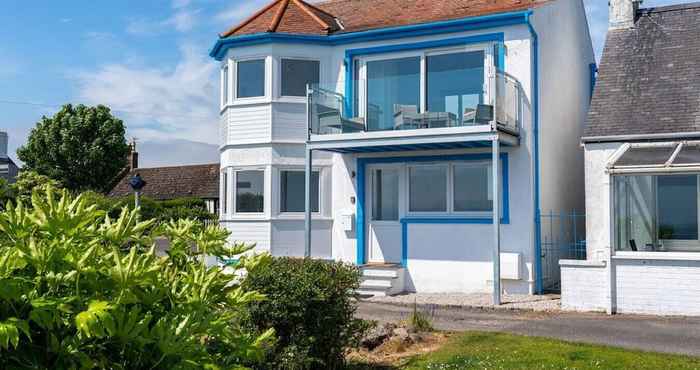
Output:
[0, 131, 19, 183]
[211, 0, 595, 297]
[560, 1, 700, 316]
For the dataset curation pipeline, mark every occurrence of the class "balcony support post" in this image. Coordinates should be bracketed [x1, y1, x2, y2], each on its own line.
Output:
[304, 147, 313, 258]
[492, 135, 501, 306]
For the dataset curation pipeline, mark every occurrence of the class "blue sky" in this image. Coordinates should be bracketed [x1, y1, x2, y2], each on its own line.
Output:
[0, 0, 683, 167]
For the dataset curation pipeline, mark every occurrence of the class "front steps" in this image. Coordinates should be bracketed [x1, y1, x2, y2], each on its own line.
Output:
[358, 264, 405, 297]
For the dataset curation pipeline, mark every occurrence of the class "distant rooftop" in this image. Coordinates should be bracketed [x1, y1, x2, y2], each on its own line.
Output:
[584, 2, 700, 140]
[109, 163, 219, 200]
[220, 0, 549, 38]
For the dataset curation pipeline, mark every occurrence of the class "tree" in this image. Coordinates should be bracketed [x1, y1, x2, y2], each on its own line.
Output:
[17, 104, 129, 192]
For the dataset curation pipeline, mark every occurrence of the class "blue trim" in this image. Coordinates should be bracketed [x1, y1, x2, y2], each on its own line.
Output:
[589, 62, 598, 101]
[356, 153, 510, 266]
[344, 33, 505, 117]
[209, 10, 532, 60]
[526, 16, 542, 294]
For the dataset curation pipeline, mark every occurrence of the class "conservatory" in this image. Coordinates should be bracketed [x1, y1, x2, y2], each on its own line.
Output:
[609, 141, 700, 253]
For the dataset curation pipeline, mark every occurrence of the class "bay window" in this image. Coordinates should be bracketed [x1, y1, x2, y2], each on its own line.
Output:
[235, 170, 264, 213]
[280, 170, 319, 213]
[281, 59, 319, 97]
[221, 64, 229, 106]
[237, 59, 265, 98]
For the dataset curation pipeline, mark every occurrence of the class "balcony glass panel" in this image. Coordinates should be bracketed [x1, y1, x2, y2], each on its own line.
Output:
[426, 51, 485, 127]
[366, 56, 421, 131]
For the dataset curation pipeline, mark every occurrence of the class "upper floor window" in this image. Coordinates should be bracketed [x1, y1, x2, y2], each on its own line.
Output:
[281, 59, 319, 97]
[237, 59, 265, 99]
[221, 64, 229, 106]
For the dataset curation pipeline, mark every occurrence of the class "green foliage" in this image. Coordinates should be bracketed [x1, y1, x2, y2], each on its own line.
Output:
[0, 178, 13, 211]
[405, 302, 433, 333]
[0, 187, 273, 369]
[242, 257, 369, 370]
[81, 191, 217, 224]
[17, 104, 129, 192]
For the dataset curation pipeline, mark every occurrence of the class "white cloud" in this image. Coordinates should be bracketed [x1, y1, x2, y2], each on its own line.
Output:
[75, 43, 219, 145]
[126, 4, 200, 35]
[214, 0, 268, 26]
[172, 0, 192, 9]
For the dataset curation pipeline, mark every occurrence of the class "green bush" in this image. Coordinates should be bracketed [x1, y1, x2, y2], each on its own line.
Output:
[0, 187, 273, 369]
[242, 257, 368, 370]
[81, 192, 216, 225]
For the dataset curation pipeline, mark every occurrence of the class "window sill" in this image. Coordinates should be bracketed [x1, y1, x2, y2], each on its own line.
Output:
[613, 251, 700, 261]
[274, 214, 333, 221]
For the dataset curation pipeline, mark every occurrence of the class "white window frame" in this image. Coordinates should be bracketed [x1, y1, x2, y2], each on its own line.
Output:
[232, 168, 266, 216]
[278, 57, 321, 100]
[276, 167, 324, 216]
[233, 57, 269, 103]
[356, 43, 494, 122]
[220, 61, 231, 109]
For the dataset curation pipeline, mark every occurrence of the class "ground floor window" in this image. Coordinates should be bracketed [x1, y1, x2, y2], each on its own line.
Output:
[614, 174, 700, 252]
[405, 160, 502, 216]
[235, 170, 264, 213]
[280, 170, 320, 213]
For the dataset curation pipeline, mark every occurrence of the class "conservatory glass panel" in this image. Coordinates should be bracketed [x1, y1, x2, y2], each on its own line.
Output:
[673, 144, 700, 165]
[615, 146, 676, 167]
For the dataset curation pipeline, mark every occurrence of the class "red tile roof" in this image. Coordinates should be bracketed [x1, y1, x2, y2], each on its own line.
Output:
[109, 164, 219, 200]
[220, 0, 548, 38]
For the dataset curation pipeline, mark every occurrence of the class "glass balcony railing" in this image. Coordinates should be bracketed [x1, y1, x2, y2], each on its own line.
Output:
[307, 71, 522, 137]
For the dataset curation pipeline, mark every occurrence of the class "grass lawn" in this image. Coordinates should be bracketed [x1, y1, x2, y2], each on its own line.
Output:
[350, 331, 700, 369]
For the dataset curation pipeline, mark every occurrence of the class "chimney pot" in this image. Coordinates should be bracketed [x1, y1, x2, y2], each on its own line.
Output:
[609, 0, 642, 30]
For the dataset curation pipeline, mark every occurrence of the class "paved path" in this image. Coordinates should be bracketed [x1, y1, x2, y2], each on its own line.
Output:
[357, 302, 700, 356]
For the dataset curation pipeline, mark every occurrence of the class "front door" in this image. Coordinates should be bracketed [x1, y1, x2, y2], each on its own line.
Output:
[367, 165, 402, 264]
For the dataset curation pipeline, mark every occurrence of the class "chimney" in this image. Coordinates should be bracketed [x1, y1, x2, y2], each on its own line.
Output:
[0, 131, 7, 159]
[609, 0, 642, 30]
[129, 138, 139, 169]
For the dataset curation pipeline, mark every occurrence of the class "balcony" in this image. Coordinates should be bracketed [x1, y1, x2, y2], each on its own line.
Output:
[307, 71, 522, 152]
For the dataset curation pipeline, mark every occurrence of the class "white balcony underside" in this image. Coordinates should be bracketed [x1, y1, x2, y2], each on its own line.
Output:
[307, 125, 518, 153]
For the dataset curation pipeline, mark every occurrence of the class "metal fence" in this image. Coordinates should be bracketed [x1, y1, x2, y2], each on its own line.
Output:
[540, 210, 586, 292]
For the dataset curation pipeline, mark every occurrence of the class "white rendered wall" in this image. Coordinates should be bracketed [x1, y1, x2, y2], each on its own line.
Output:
[532, 0, 595, 216]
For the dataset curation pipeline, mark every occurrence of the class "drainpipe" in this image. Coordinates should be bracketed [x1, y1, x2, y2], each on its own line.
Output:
[526, 13, 543, 294]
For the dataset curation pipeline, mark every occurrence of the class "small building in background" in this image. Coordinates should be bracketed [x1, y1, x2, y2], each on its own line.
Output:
[108, 143, 220, 214]
[0, 131, 19, 183]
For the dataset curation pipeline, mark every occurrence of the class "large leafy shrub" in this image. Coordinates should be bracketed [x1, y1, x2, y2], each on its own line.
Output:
[242, 257, 368, 370]
[0, 187, 273, 369]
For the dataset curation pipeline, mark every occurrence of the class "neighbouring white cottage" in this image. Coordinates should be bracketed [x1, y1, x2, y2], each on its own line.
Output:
[211, 0, 595, 297]
[560, 1, 700, 316]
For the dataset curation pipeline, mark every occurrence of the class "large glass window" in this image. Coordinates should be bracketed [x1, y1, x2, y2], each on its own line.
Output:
[237, 59, 265, 98]
[281, 59, 319, 97]
[280, 170, 319, 213]
[372, 168, 399, 221]
[615, 174, 700, 252]
[366, 56, 421, 131]
[658, 175, 698, 240]
[222, 171, 228, 214]
[426, 51, 485, 126]
[454, 164, 493, 212]
[236, 170, 264, 213]
[409, 166, 447, 212]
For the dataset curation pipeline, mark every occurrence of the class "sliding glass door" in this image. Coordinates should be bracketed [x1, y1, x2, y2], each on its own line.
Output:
[426, 51, 485, 126]
[365, 56, 421, 131]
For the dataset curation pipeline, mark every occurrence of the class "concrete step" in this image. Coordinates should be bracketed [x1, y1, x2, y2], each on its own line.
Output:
[362, 268, 400, 279]
[357, 289, 389, 297]
[360, 279, 394, 289]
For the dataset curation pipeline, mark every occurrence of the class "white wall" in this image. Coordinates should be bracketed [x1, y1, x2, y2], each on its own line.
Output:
[532, 0, 595, 215]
